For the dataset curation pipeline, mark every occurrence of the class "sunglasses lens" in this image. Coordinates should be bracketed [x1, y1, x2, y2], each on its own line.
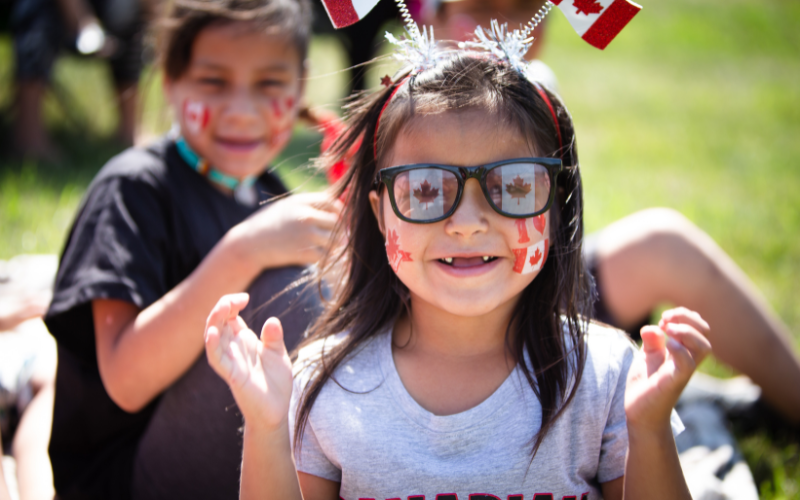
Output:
[486, 162, 552, 216]
[392, 168, 459, 221]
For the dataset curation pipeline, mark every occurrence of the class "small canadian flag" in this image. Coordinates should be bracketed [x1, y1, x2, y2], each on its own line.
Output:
[551, 0, 642, 50]
[320, 0, 382, 28]
[512, 238, 549, 275]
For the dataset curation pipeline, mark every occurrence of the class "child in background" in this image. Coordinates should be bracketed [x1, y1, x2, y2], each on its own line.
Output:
[205, 41, 710, 499]
[43, 0, 338, 498]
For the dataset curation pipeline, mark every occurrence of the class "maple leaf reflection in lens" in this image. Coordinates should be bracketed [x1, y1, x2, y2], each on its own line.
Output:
[413, 180, 440, 209]
[505, 175, 532, 205]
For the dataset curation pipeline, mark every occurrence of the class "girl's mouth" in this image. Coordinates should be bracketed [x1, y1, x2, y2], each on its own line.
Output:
[215, 137, 263, 152]
[438, 256, 498, 267]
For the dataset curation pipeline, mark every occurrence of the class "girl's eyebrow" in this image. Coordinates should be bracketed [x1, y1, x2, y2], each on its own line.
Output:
[192, 60, 293, 73]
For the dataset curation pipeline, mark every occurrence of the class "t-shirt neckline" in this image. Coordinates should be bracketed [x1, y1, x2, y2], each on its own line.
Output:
[377, 326, 523, 433]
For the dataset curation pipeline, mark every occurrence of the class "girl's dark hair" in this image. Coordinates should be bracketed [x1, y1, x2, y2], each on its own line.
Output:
[157, 0, 312, 81]
[295, 53, 593, 459]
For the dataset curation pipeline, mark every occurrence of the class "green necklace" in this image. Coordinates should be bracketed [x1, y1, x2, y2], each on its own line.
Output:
[175, 137, 257, 205]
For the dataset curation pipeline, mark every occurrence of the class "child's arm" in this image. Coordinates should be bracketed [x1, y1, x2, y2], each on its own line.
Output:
[602, 307, 712, 500]
[93, 192, 341, 412]
[204, 295, 340, 500]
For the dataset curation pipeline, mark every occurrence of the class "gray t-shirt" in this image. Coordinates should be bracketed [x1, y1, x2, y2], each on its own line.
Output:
[289, 322, 677, 500]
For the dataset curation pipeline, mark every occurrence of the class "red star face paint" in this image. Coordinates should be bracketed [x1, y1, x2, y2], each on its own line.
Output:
[386, 228, 413, 272]
[183, 99, 209, 135]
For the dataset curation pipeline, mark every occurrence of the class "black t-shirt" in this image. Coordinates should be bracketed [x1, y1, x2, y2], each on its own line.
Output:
[44, 138, 290, 500]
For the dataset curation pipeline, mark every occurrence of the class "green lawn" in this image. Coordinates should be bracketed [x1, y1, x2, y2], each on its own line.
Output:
[1, 0, 799, 495]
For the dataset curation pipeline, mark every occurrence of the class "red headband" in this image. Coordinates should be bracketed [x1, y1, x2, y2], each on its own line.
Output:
[373, 76, 410, 159]
[532, 82, 563, 156]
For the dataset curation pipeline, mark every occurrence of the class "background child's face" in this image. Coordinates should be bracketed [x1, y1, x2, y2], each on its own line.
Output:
[165, 22, 304, 179]
[369, 109, 551, 319]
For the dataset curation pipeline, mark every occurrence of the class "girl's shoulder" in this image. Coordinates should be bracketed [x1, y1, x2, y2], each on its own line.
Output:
[578, 320, 639, 391]
[292, 327, 392, 392]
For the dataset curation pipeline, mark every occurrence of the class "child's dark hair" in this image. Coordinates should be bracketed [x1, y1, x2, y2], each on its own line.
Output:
[157, 0, 312, 81]
[295, 53, 593, 459]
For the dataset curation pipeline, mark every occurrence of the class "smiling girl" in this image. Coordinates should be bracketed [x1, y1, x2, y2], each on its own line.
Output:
[43, 0, 339, 498]
[204, 43, 711, 499]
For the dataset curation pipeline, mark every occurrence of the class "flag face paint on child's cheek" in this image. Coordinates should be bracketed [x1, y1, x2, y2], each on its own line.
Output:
[513, 238, 549, 274]
[515, 219, 530, 243]
[533, 214, 546, 235]
[386, 228, 413, 273]
[183, 100, 209, 135]
[511, 215, 549, 275]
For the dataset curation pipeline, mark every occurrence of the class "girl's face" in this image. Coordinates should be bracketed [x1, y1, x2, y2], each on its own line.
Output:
[165, 22, 304, 180]
[369, 110, 551, 318]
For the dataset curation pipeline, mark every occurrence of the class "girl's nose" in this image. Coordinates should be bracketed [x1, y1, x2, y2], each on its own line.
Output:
[219, 88, 260, 125]
[445, 178, 489, 237]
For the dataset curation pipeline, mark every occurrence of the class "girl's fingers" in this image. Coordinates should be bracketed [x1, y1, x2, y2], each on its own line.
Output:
[205, 325, 235, 381]
[639, 326, 667, 377]
[665, 336, 698, 383]
[664, 322, 712, 364]
[206, 293, 250, 332]
[660, 307, 710, 337]
[261, 317, 286, 355]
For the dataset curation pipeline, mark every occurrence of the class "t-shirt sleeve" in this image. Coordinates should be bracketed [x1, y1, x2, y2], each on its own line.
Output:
[596, 338, 635, 484]
[289, 361, 342, 483]
[48, 168, 171, 323]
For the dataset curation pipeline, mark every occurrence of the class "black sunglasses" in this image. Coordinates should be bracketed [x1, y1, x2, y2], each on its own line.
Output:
[373, 158, 563, 224]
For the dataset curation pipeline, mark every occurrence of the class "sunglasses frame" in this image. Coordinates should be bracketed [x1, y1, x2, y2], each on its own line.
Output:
[373, 157, 564, 224]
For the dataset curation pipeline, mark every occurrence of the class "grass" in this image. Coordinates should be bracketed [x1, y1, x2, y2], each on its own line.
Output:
[1, 0, 799, 495]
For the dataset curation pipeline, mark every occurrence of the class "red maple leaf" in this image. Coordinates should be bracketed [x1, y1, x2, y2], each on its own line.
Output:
[505, 175, 532, 205]
[529, 247, 543, 267]
[386, 229, 400, 262]
[574, 0, 604, 16]
[533, 214, 546, 235]
[413, 180, 440, 209]
[380, 75, 393, 87]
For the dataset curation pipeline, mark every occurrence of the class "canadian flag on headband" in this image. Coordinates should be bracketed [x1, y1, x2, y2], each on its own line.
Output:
[321, 0, 382, 28]
[551, 0, 642, 50]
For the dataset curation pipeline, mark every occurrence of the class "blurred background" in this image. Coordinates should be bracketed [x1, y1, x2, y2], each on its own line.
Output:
[0, 0, 798, 495]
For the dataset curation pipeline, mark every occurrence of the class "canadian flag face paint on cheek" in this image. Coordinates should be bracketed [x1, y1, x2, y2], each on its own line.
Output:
[512, 214, 550, 275]
[183, 100, 209, 135]
[386, 228, 413, 273]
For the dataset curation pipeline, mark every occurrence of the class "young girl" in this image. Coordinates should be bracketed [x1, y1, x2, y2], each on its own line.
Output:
[43, 0, 338, 498]
[205, 48, 711, 498]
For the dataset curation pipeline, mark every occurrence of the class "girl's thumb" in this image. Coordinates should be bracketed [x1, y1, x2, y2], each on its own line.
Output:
[260, 316, 285, 351]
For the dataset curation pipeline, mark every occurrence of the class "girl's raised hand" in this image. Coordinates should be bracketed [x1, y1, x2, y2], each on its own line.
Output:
[233, 191, 344, 270]
[204, 293, 294, 430]
[625, 307, 712, 432]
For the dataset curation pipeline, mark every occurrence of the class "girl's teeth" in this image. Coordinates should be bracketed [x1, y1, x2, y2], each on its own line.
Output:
[444, 257, 453, 264]
[482, 256, 489, 262]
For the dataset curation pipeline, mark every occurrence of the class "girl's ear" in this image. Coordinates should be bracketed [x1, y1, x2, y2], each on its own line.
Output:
[369, 190, 386, 235]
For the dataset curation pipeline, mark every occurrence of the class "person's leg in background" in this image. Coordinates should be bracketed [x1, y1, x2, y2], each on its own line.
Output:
[93, 0, 146, 146]
[593, 207, 800, 423]
[11, 0, 64, 162]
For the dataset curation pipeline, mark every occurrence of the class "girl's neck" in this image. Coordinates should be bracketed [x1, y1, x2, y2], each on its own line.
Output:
[394, 292, 517, 360]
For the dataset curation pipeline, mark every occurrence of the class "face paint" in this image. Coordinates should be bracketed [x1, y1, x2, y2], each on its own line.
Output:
[270, 98, 284, 119]
[533, 214, 546, 235]
[183, 100, 209, 135]
[515, 218, 530, 243]
[512, 238, 549, 275]
[386, 228, 413, 273]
